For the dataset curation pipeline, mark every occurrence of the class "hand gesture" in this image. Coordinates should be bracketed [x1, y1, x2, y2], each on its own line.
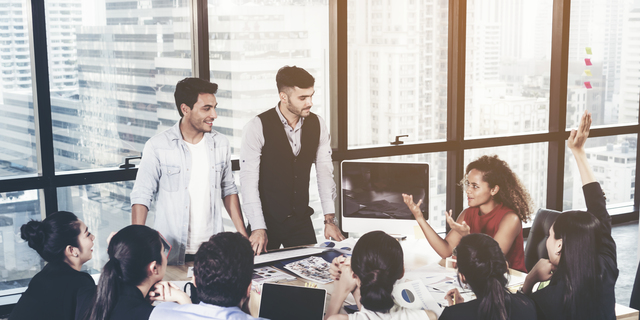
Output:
[330, 256, 351, 281]
[528, 259, 556, 283]
[333, 263, 358, 295]
[249, 229, 268, 256]
[402, 194, 425, 220]
[325, 223, 346, 241]
[148, 281, 191, 305]
[568, 110, 591, 153]
[446, 210, 470, 236]
[444, 288, 464, 306]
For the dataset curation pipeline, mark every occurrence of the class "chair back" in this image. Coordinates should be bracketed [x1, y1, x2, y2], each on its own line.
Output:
[524, 208, 561, 272]
[630, 261, 640, 310]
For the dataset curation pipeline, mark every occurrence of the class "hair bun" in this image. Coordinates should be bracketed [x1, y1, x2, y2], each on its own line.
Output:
[20, 220, 46, 253]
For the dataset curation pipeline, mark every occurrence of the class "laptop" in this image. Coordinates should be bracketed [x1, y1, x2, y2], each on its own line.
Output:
[259, 282, 327, 320]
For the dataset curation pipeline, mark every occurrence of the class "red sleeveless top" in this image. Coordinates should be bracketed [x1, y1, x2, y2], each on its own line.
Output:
[462, 203, 526, 272]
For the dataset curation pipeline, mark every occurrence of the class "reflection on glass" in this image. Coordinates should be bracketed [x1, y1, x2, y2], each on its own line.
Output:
[0, 190, 42, 292]
[57, 182, 152, 272]
[347, 0, 448, 148]
[0, 0, 37, 177]
[207, 0, 330, 156]
[566, 0, 639, 128]
[43, 0, 192, 173]
[464, 143, 549, 226]
[563, 135, 637, 211]
[464, 0, 552, 138]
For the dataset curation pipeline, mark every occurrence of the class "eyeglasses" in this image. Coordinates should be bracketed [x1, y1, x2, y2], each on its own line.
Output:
[158, 232, 171, 258]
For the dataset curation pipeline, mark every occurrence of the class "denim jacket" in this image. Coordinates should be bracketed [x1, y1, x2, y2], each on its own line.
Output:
[130, 121, 238, 265]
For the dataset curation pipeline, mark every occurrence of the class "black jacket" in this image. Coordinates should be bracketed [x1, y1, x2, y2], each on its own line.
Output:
[9, 262, 95, 320]
[530, 182, 618, 320]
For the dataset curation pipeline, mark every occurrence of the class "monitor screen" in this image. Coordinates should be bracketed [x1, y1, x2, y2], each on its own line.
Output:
[340, 161, 429, 235]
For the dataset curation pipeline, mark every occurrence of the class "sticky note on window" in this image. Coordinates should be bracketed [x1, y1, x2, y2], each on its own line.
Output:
[586, 47, 592, 55]
[585, 58, 592, 66]
[585, 70, 592, 76]
[584, 81, 592, 89]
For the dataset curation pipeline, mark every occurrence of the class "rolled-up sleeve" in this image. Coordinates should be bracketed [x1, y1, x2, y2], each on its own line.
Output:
[239, 117, 267, 230]
[130, 141, 161, 209]
[315, 115, 336, 215]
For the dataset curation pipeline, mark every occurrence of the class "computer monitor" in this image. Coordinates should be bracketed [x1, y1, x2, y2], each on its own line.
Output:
[340, 160, 429, 235]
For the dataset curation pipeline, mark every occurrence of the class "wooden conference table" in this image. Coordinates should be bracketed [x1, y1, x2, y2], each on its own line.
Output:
[164, 239, 639, 320]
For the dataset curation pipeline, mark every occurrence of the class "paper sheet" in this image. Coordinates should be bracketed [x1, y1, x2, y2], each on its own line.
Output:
[392, 280, 444, 318]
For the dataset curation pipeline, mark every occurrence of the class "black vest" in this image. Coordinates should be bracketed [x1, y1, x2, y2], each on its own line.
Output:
[258, 107, 320, 223]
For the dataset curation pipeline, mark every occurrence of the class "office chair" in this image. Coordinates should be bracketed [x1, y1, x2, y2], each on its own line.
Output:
[631, 261, 640, 310]
[524, 208, 561, 272]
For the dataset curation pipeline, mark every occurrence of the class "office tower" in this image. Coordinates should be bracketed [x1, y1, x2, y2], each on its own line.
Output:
[619, 1, 640, 124]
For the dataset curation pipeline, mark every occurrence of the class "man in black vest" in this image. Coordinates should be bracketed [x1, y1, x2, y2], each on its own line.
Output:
[240, 66, 344, 254]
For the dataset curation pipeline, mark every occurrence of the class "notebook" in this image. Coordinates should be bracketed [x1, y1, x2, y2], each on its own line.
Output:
[259, 282, 327, 320]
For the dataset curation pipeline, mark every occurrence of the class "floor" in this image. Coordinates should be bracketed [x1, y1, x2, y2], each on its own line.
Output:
[0, 222, 638, 318]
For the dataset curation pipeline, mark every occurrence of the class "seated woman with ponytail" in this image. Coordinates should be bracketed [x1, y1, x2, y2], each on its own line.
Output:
[10, 211, 95, 320]
[440, 233, 536, 320]
[522, 111, 618, 320]
[79, 225, 191, 320]
[325, 231, 436, 320]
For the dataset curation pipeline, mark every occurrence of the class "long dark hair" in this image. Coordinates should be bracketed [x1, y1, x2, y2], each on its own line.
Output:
[351, 231, 403, 312]
[20, 211, 81, 263]
[456, 233, 510, 320]
[552, 211, 602, 320]
[88, 225, 163, 320]
[463, 155, 533, 222]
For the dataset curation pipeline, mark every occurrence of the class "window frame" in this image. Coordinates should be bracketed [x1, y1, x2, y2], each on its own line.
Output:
[0, 0, 637, 242]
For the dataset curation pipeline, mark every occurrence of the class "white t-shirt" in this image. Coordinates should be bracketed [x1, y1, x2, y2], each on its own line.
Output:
[185, 138, 212, 254]
[348, 305, 430, 320]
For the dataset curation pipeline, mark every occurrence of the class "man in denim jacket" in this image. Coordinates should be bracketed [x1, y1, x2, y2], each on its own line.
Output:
[131, 78, 247, 265]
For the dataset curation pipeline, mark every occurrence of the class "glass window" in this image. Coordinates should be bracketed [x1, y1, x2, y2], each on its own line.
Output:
[0, 1, 36, 178]
[565, 0, 640, 128]
[464, 0, 552, 138]
[0, 191, 42, 296]
[57, 182, 154, 272]
[207, 0, 330, 156]
[347, 0, 448, 148]
[45, 0, 193, 173]
[464, 143, 549, 227]
[563, 135, 637, 211]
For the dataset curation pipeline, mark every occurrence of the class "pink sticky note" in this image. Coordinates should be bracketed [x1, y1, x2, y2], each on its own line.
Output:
[584, 82, 592, 89]
[585, 58, 592, 66]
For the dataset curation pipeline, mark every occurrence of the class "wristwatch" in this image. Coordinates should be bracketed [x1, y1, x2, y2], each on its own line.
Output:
[324, 217, 339, 225]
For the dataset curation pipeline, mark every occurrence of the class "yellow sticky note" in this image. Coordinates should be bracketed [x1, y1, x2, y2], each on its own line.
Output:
[585, 70, 592, 76]
[414, 225, 426, 239]
[586, 47, 592, 55]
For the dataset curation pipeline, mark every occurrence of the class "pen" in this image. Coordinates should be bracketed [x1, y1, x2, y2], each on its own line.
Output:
[452, 291, 457, 305]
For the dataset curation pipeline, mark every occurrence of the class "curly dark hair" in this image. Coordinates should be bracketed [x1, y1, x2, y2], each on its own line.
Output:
[194, 232, 254, 307]
[461, 155, 533, 223]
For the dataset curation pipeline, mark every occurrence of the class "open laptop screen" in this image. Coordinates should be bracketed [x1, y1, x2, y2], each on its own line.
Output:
[259, 283, 327, 320]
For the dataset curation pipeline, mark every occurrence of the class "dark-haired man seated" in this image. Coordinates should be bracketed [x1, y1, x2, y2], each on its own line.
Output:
[149, 232, 265, 320]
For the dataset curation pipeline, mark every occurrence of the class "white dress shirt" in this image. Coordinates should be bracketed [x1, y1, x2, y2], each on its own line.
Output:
[239, 105, 336, 230]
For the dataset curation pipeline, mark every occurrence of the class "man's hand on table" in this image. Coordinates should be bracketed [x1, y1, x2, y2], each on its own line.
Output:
[249, 229, 268, 255]
[324, 214, 345, 241]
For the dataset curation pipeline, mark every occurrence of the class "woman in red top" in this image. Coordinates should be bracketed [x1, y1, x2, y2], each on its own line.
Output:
[404, 155, 533, 272]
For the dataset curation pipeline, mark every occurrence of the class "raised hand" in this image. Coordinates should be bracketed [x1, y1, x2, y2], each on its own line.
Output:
[446, 210, 470, 236]
[568, 110, 591, 153]
[402, 193, 425, 220]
